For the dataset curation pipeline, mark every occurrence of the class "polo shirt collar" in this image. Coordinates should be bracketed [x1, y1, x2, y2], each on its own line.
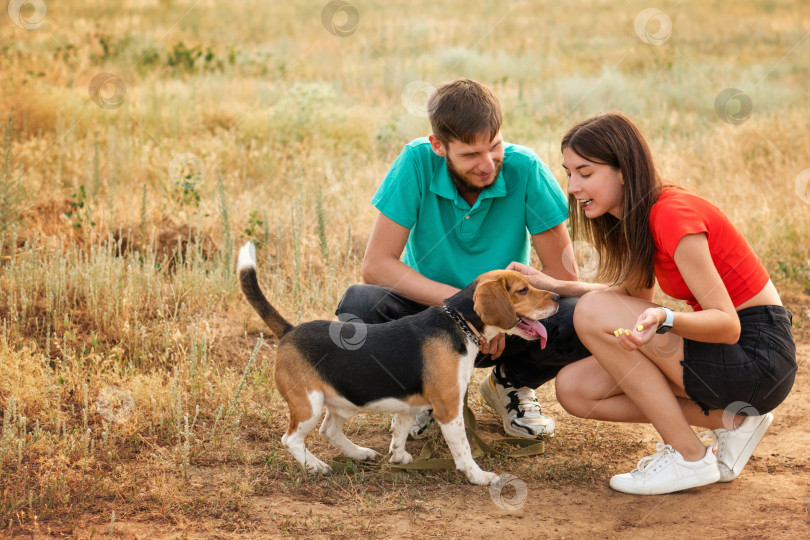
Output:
[429, 161, 507, 209]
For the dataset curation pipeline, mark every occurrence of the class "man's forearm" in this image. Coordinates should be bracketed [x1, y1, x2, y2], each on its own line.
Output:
[363, 257, 459, 306]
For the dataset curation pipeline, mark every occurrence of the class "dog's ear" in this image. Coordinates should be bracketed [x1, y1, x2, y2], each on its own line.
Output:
[473, 278, 518, 329]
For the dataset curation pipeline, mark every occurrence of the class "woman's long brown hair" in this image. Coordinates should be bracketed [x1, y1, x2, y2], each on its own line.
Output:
[562, 114, 662, 290]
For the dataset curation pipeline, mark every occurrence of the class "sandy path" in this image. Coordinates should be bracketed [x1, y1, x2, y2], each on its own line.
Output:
[76, 346, 808, 539]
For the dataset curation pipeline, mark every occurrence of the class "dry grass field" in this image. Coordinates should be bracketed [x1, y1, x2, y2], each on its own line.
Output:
[1, 0, 809, 537]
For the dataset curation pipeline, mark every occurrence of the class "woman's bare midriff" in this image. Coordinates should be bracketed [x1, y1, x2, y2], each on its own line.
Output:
[735, 280, 782, 311]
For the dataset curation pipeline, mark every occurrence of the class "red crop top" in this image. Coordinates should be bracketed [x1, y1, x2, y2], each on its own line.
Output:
[649, 188, 769, 311]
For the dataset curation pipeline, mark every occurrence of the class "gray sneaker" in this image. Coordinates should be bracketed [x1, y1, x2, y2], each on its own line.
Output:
[478, 368, 555, 438]
[409, 409, 434, 439]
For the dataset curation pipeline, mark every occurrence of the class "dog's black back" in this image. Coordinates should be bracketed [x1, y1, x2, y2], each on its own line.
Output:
[284, 306, 469, 406]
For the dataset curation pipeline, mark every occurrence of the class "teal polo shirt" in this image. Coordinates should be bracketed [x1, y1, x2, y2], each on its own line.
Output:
[371, 137, 568, 289]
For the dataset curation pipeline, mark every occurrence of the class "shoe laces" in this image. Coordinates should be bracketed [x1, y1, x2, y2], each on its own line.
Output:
[635, 442, 676, 474]
[513, 387, 543, 418]
[697, 431, 733, 477]
[698, 429, 728, 456]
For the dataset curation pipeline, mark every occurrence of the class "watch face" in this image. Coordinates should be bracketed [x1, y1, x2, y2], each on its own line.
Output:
[656, 324, 672, 335]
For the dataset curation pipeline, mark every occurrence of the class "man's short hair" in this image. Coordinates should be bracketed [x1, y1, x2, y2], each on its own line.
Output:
[427, 79, 502, 145]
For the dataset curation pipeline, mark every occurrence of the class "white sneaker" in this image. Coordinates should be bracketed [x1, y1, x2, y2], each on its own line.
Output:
[609, 443, 720, 495]
[408, 409, 434, 439]
[478, 368, 555, 438]
[700, 412, 773, 482]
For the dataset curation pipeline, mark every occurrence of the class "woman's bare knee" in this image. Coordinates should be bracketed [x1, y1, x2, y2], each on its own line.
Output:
[573, 290, 612, 337]
[556, 364, 588, 417]
[556, 357, 625, 419]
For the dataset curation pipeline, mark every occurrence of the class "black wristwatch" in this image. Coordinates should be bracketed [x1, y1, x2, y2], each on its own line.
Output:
[656, 307, 674, 334]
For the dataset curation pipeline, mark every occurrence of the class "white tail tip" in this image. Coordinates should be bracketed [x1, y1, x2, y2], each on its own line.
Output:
[237, 242, 256, 271]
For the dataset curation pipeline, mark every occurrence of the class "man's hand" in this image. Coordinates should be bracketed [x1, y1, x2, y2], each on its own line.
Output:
[480, 332, 506, 360]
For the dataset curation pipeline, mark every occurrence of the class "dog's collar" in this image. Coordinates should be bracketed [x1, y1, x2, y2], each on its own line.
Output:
[442, 305, 487, 348]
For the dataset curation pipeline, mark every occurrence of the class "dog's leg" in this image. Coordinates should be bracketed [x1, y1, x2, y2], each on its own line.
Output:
[388, 413, 415, 464]
[319, 406, 379, 461]
[281, 391, 331, 474]
[433, 401, 498, 486]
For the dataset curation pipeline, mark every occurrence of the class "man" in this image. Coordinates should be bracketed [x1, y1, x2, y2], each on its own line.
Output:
[337, 79, 589, 439]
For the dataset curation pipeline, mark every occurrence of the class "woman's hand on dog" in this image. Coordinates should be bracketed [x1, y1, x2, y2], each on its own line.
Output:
[506, 261, 560, 292]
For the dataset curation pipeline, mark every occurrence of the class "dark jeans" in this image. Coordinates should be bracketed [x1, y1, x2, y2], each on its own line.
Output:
[335, 284, 591, 389]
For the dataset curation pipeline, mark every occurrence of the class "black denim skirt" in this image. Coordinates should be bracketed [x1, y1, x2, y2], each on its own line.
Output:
[681, 305, 797, 415]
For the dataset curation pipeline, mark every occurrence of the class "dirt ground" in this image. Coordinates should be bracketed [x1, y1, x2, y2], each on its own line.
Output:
[54, 340, 805, 539]
[14, 322, 806, 540]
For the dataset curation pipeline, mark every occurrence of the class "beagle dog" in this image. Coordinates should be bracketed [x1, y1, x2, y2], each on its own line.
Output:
[238, 242, 558, 485]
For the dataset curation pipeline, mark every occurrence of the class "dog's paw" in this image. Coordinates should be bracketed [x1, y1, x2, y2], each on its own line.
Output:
[388, 450, 413, 465]
[349, 447, 379, 462]
[466, 470, 499, 486]
[305, 457, 332, 475]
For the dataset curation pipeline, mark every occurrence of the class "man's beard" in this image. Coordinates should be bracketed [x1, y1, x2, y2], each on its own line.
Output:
[446, 158, 503, 197]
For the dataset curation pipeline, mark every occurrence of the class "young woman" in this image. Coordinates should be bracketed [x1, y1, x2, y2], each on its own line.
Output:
[508, 113, 796, 495]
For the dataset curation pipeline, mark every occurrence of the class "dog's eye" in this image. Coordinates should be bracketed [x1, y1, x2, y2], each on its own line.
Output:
[516, 287, 529, 296]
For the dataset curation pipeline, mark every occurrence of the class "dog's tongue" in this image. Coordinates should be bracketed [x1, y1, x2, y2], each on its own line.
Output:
[523, 318, 548, 349]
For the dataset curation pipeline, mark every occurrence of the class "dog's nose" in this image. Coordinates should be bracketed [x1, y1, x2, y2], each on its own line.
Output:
[551, 293, 560, 302]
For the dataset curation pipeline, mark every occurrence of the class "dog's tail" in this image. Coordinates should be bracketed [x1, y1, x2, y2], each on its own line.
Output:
[237, 242, 294, 339]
